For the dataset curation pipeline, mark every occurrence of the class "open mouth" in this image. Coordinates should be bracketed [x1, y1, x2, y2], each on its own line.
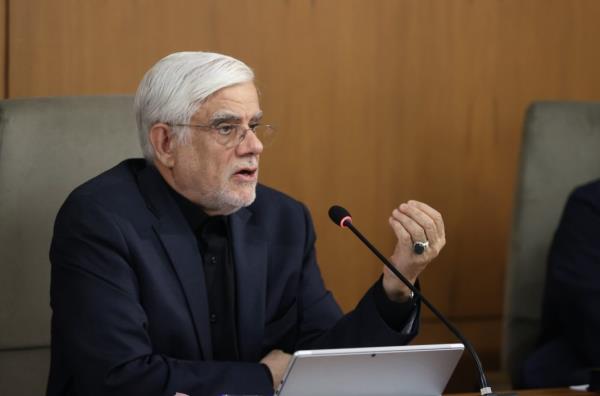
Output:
[234, 167, 258, 178]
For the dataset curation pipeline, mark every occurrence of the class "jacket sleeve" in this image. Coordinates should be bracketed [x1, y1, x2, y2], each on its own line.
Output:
[49, 193, 273, 396]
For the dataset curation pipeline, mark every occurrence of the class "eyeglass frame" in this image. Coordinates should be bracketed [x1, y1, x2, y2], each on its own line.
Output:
[167, 121, 276, 148]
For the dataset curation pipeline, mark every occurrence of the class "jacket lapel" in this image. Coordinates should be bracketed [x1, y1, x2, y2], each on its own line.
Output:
[137, 165, 213, 360]
[230, 207, 267, 362]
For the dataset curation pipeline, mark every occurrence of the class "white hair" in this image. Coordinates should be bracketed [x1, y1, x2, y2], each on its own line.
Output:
[134, 51, 255, 161]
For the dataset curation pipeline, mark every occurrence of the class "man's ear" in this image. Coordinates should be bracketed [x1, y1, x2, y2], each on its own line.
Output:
[149, 123, 176, 168]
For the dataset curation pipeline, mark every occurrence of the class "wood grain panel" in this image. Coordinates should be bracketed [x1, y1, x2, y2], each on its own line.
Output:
[0, 0, 5, 98]
[9, 0, 600, 376]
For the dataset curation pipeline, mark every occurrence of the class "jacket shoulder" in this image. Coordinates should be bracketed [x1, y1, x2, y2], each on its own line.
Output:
[571, 178, 600, 201]
[253, 184, 307, 215]
[57, 158, 148, 222]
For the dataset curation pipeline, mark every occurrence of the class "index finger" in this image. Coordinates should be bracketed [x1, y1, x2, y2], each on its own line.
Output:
[408, 200, 445, 239]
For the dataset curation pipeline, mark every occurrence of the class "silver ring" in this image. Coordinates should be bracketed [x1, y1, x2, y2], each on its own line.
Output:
[413, 241, 429, 255]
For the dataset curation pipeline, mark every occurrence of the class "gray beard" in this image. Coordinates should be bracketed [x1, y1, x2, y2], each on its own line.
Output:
[202, 181, 257, 215]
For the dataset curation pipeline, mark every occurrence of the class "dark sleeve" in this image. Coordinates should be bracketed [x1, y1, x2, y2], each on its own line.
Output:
[293, 204, 419, 351]
[544, 182, 600, 367]
[373, 277, 419, 332]
[261, 364, 274, 386]
[49, 195, 273, 396]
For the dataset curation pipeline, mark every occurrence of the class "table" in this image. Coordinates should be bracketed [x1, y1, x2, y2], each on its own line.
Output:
[450, 388, 592, 396]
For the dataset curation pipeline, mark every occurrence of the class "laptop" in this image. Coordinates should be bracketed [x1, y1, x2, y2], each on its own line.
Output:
[275, 343, 464, 396]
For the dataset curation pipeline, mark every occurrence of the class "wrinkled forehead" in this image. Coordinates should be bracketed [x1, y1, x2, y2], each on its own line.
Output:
[193, 82, 262, 122]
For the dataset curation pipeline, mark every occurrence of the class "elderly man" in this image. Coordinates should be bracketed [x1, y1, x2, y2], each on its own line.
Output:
[47, 52, 446, 396]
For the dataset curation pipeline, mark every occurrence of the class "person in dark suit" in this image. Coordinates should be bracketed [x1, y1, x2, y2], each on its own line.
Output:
[47, 52, 447, 396]
[521, 179, 600, 388]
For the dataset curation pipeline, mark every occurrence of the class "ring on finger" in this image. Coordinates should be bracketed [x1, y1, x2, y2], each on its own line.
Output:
[413, 240, 429, 255]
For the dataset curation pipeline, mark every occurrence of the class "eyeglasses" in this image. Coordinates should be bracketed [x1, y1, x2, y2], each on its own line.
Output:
[169, 122, 276, 149]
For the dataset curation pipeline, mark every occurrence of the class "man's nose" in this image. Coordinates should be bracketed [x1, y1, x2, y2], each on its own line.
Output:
[236, 128, 264, 155]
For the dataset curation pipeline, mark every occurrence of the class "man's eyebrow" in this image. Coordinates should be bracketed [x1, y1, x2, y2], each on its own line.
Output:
[209, 111, 241, 124]
[209, 110, 264, 124]
[251, 111, 264, 122]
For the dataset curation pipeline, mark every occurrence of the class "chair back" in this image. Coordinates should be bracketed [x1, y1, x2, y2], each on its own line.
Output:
[0, 96, 140, 395]
[502, 101, 600, 382]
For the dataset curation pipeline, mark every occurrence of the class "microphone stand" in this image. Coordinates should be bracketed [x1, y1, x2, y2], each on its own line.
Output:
[339, 217, 516, 396]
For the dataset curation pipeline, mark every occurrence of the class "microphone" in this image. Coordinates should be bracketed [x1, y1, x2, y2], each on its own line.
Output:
[328, 205, 514, 396]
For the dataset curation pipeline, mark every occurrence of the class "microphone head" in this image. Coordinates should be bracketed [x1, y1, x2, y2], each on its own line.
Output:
[328, 205, 352, 228]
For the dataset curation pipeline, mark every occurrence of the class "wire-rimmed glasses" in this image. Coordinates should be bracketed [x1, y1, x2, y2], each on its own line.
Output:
[169, 122, 276, 149]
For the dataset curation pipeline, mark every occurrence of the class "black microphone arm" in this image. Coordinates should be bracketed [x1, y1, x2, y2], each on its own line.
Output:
[328, 205, 512, 396]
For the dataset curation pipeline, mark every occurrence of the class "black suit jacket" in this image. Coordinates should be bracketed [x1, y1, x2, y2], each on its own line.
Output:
[47, 159, 418, 396]
[521, 179, 600, 388]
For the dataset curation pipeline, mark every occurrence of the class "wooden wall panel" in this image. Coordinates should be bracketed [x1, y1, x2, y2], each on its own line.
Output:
[9, 0, 600, 380]
[0, 0, 5, 98]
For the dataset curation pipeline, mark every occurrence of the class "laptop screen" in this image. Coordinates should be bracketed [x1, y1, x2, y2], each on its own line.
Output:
[276, 343, 464, 396]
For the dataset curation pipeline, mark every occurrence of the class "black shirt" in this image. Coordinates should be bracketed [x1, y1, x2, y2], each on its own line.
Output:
[167, 186, 417, 358]
[168, 189, 240, 361]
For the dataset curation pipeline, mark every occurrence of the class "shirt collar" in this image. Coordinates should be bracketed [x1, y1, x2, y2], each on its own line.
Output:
[165, 183, 212, 232]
